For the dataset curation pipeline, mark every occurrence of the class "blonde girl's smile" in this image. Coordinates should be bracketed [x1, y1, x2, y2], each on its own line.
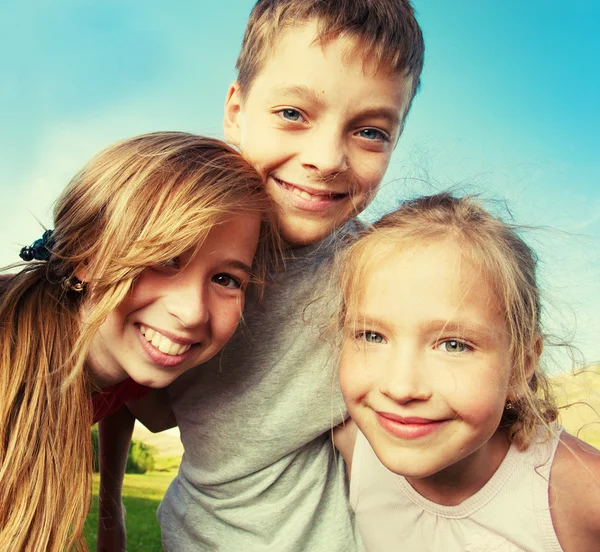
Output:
[87, 215, 261, 389]
[138, 324, 194, 357]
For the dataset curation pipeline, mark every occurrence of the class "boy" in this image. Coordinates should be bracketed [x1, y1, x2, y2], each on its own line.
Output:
[99, 1, 424, 550]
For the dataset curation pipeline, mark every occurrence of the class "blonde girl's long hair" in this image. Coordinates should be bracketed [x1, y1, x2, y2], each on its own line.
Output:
[338, 192, 559, 451]
[0, 132, 277, 551]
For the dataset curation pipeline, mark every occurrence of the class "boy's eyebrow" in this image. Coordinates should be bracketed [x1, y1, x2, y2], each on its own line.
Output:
[349, 107, 401, 128]
[272, 85, 325, 106]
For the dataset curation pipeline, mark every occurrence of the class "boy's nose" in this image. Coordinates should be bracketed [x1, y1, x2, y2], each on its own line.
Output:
[166, 281, 210, 330]
[379, 348, 432, 403]
[301, 129, 348, 177]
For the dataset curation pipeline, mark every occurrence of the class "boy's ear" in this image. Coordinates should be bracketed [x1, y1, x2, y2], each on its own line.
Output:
[223, 82, 243, 146]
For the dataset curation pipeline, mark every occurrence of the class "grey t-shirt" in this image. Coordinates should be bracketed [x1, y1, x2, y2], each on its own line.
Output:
[158, 226, 364, 551]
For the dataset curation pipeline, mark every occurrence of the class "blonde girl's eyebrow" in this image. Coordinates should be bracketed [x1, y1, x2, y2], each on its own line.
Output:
[223, 260, 253, 277]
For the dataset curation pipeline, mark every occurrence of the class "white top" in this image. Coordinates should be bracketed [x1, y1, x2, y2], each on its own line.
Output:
[350, 427, 564, 552]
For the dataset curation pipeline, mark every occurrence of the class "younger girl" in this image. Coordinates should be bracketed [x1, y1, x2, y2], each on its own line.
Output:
[334, 193, 600, 551]
[0, 132, 276, 552]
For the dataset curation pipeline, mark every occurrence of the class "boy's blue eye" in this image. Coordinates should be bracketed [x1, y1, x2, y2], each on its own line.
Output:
[279, 108, 303, 122]
[212, 273, 242, 290]
[357, 128, 388, 141]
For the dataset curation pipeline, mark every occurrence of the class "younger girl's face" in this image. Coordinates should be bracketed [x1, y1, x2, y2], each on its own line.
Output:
[340, 238, 513, 485]
[88, 216, 261, 389]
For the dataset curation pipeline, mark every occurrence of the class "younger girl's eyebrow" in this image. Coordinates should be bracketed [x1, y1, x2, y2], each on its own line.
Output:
[423, 319, 500, 341]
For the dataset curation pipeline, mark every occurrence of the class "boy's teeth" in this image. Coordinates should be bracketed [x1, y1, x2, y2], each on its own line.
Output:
[139, 325, 192, 356]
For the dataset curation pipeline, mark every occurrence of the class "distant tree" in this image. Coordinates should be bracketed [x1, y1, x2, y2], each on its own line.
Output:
[91, 425, 156, 474]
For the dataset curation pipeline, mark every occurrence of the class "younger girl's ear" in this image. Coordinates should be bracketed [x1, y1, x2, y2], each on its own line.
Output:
[223, 82, 243, 146]
[526, 336, 544, 381]
[509, 336, 544, 402]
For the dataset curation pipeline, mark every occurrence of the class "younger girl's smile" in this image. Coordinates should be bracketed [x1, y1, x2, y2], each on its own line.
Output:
[340, 238, 513, 483]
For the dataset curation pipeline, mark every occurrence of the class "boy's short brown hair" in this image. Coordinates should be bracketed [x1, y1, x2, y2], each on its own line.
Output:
[236, 0, 425, 102]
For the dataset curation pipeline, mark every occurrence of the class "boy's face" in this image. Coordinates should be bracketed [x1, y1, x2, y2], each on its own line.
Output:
[225, 20, 413, 246]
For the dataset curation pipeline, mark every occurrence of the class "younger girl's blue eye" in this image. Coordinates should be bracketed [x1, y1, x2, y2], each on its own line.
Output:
[357, 128, 387, 141]
[212, 273, 242, 289]
[359, 331, 386, 344]
[280, 108, 302, 122]
[441, 340, 469, 353]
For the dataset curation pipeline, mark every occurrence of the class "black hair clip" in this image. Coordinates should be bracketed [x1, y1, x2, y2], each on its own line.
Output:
[19, 229, 55, 262]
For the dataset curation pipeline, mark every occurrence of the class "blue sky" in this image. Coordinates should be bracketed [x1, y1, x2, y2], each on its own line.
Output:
[1, 0, 599, 366]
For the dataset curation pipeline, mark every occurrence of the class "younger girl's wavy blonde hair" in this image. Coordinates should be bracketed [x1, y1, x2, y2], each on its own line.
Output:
[0, 132, 277, 551]
[338, 193, 558, 451]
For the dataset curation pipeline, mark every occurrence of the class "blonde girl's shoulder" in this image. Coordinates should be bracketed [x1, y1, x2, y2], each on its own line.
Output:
[549, 432, 600, 551]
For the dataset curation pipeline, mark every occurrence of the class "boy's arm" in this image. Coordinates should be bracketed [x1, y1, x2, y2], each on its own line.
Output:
[332, 418, 358, 478]
[97, 405, 134, 552]
[126, 387, 176, 433]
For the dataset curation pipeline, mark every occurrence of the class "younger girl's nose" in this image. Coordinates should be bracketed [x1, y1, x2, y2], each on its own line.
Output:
[378, 348, 433, 403]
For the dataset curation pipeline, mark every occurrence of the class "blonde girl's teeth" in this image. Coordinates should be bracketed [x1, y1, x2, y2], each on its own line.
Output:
[158, 339, 173, 354]
[168, 342, 180, 355]
[145, 327, 156, 340]
[151, 333, 162, 348]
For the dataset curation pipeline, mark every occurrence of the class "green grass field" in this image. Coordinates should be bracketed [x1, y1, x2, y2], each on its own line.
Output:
[85, 470, 176, 551]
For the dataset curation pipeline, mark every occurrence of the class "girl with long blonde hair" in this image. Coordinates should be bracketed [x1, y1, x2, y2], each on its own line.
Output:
[334, 193, 600, 551]
[0, 132, 276, 551]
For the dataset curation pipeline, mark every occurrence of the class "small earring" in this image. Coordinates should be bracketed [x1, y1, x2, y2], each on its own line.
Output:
[505, 400, 515, 410]
[61, 275, 85, 293]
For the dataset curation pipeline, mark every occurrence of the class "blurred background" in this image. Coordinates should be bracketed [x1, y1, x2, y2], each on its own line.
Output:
[2, 1, 598, 548]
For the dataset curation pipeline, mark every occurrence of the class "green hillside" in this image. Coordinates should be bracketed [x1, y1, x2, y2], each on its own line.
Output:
[552, 364, 600, 448]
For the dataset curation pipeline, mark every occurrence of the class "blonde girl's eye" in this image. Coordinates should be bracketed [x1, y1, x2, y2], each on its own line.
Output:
[212, 273, 243, 290]
[437, 339, 471, 353]
[357, 330, 386, 344]
[155, 256, 181, 272]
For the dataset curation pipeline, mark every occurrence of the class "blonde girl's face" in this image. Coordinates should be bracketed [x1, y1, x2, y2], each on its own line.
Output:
[87, 216, 261, 389]
[340, 238, 514, 489]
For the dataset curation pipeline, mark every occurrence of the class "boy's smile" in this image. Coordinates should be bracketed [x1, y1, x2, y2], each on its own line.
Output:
[225, 20, 413, 246]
